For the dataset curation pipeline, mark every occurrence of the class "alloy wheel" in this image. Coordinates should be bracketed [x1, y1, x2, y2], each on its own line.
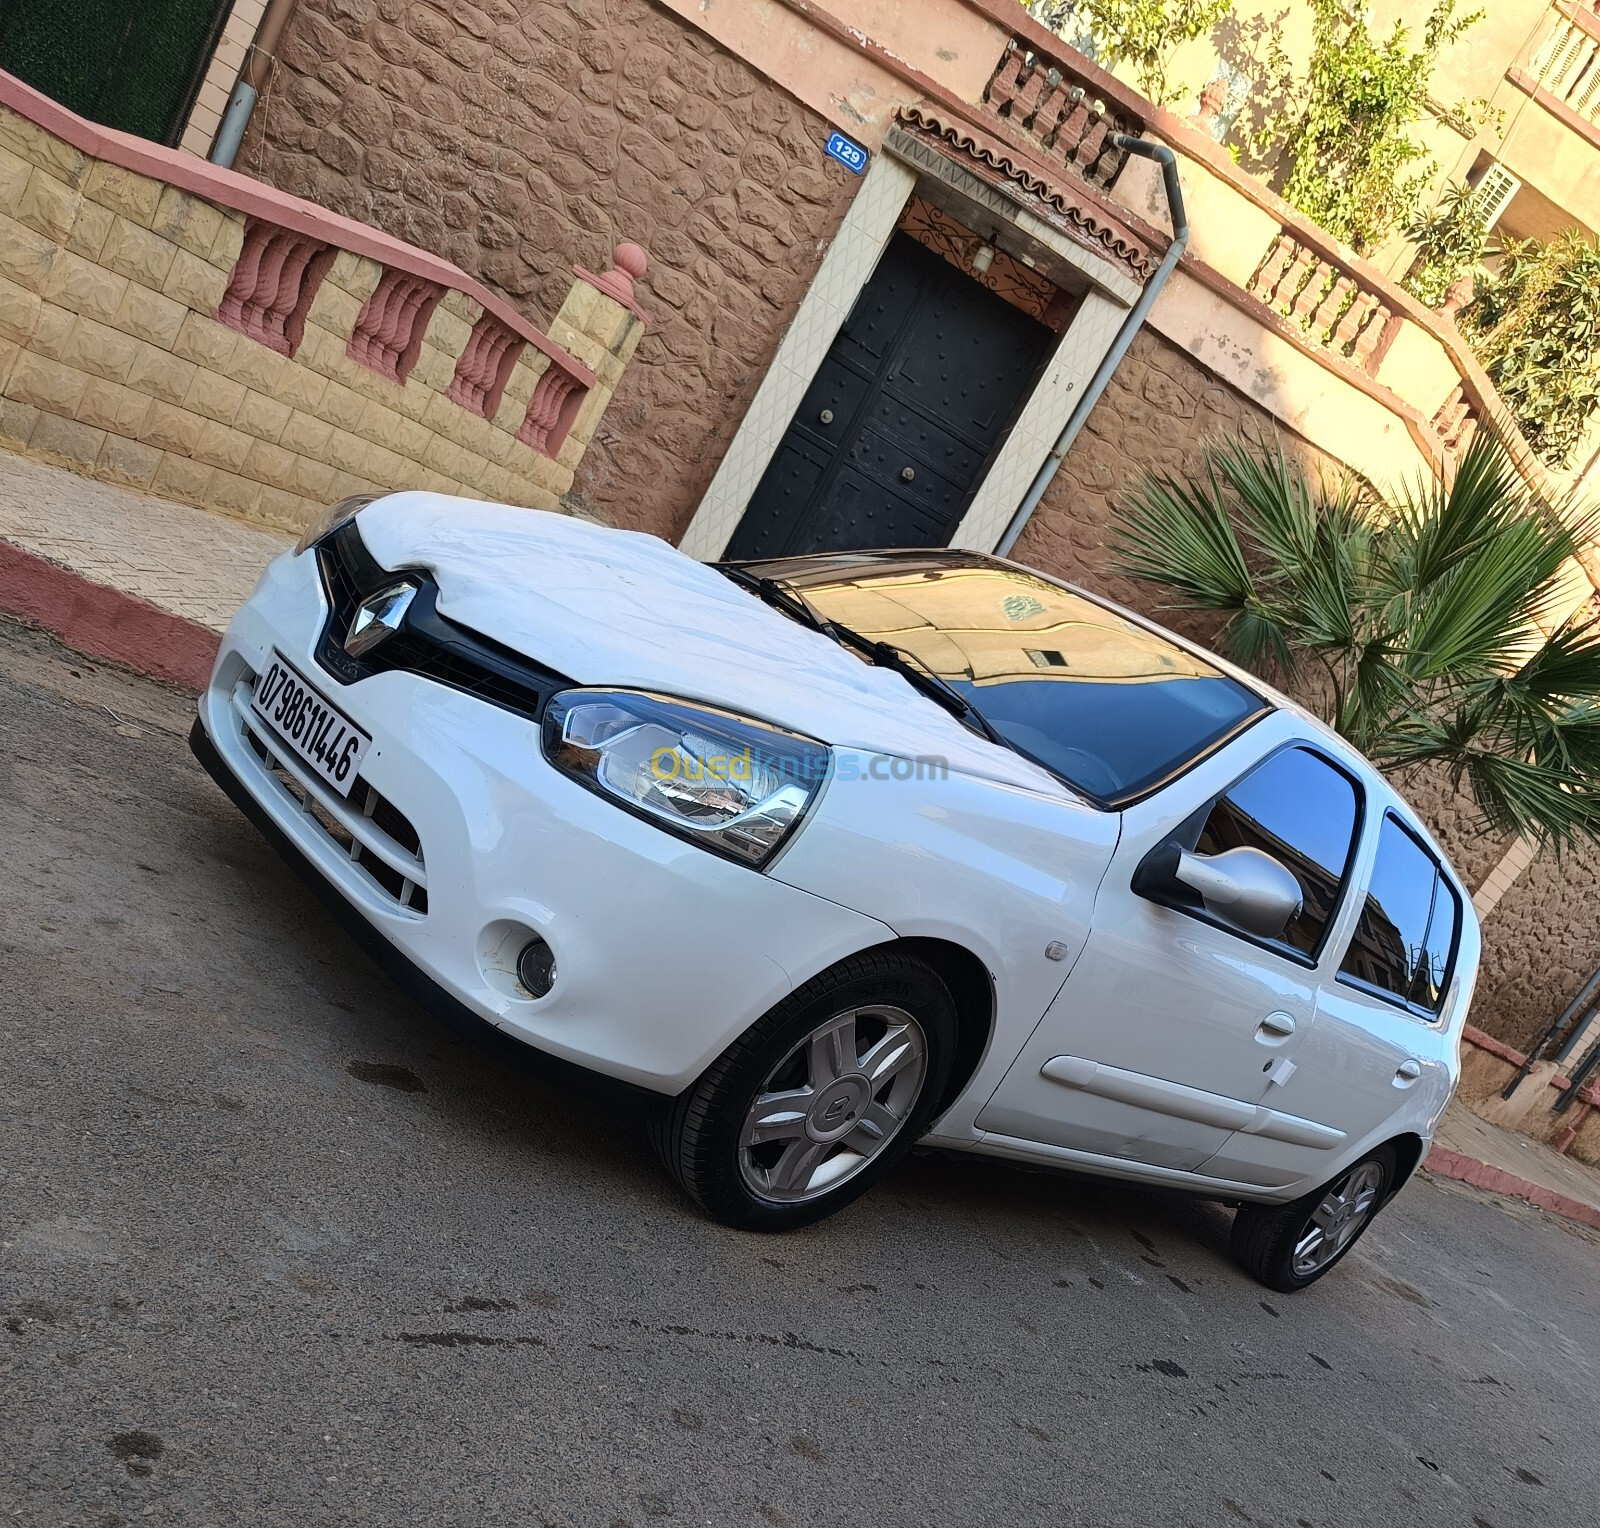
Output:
[1292, 1159, 1385, 1277]
[737, 1004, 929, 1204]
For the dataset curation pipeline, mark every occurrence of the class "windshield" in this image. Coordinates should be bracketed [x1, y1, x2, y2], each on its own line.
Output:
[739, 555, 1269, 807]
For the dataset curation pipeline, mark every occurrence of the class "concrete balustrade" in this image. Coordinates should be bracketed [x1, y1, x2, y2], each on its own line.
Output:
[0, 69, 647, 536]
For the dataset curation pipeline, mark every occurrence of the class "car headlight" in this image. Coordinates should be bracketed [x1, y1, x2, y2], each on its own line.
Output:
[542, 690, 829, 867]
[294, 494, 380, 555]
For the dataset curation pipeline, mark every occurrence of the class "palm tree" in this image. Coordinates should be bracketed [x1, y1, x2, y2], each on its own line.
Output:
[1112, 430, 1600, 850]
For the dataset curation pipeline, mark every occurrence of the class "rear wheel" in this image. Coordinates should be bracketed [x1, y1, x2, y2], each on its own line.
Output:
[651, 951, 958, 1230]
[1230, 1145, 1395, 1292]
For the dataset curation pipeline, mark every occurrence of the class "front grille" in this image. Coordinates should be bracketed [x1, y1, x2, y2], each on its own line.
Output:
[233, 676, 428, 915]
[314, 522, 573, 721]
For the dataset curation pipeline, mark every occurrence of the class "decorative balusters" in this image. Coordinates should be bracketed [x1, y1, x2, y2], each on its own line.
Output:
[1290, 264, 1329, 327]
[1311, 275, 1357, 338]
[347, 268, 445, 385]
[1250, 234, 1297, 304]
[981, 39, 1142, 190]
[446, 313, 525, 419]
[1530, 5, 1600, 122]
[1248, 232, 1392, 372]
[1333, 291, 1382, 358]
[1433, 385, 1480, 453]
[216, 217, 334, 358]
[517, 366, 585, 455]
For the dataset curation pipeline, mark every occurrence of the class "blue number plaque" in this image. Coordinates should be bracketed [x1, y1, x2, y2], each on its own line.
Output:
[824, 131, 869, 174]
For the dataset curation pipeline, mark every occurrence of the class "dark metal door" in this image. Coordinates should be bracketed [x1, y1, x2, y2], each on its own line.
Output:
[0, 0, 234, 146]
[726, 232, 1054, 559]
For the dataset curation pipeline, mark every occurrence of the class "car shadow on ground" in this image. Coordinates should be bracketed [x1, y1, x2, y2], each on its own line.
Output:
[902, 1145, 1240, 1261]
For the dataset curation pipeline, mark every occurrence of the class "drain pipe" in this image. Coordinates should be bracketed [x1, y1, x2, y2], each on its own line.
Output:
[1502, 960, 1600, 1099]
[207, 0, 297, 169]
[995, 135, 1189, 557]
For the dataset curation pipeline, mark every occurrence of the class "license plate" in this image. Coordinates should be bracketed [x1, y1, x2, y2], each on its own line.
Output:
[251, 651, 371, 798]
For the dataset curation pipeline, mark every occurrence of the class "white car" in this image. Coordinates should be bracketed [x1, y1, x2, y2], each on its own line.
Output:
[192, 493, 1479, 1291]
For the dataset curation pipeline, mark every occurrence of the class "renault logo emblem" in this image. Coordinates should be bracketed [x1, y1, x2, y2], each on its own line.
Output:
[345, 581, 417, 658]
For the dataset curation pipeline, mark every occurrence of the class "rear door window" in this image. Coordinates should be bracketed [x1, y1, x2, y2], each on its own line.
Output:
[1338, 814, 1460, 1015]
[1192, 745, 1362, 958]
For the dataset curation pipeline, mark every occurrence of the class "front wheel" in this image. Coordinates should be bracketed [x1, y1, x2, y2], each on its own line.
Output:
[650, 951, 958, 1230]
[1230, 1145, 1396, 1292]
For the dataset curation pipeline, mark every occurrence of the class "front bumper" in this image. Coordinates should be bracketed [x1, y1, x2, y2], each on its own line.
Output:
[194, 546, 895, 1095]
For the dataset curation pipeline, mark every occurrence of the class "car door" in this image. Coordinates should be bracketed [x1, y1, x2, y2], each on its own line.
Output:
[976, 729, 1366, 1173]
[1200, 810, 1465, 1188]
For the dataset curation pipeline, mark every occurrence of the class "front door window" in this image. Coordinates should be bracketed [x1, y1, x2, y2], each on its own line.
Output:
[1191, 745, 1362, 956]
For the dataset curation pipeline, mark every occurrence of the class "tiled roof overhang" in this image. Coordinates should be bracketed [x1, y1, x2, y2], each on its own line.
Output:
[893, 103, 1163, 285]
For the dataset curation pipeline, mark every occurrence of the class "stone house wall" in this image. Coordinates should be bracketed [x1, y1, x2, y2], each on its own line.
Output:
[245, 0, 862, 542]
[1473, 846, 1600, 1053]
[1010, 327, 1344, 623]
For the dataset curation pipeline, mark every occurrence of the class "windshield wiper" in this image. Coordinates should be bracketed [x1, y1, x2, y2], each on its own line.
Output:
[833, 630, 1010, 746]
[716, 564, 837, 638]
[716, 564, 1009, 747]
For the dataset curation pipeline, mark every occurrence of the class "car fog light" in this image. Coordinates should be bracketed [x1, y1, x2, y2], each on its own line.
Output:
[517, 936, 556, 999]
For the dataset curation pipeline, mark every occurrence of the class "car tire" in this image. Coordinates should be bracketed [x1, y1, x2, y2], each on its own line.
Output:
[1230, 1144, 1397, 1292]
[650, 950, 959, 1231]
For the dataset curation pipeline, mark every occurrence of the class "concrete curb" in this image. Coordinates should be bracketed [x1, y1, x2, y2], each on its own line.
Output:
[0, 538, 218, 692]
[1424, 1144, 1600, 1232]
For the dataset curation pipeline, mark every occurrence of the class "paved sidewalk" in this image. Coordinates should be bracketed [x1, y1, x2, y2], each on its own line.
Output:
[1428, 1102, 1600, 1231]
[0, 452, 287, 633]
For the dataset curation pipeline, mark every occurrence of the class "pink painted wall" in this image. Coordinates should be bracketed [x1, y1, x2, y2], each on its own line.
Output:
[652, 0, 1009, 146]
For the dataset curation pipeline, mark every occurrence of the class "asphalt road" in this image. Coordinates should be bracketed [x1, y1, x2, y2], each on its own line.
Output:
[3, 616, 1599, 1528]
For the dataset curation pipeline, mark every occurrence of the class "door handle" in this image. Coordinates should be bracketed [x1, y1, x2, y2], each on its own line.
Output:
[1257, 1011, 1296, 1038]
[1395, 1058, 1422, 1083]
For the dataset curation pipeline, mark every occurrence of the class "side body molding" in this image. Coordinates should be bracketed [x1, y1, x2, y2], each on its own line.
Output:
[1040, 1055, 1347, 1150]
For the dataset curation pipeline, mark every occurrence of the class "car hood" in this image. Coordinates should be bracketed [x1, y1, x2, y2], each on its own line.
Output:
[356, 495, 1067, 794]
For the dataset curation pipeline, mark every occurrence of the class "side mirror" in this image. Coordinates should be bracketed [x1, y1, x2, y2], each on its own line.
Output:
[1132, 842, 1304, 940]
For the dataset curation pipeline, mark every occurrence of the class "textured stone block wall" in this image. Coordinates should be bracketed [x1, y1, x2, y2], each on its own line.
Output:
[244, 0, 861, 542]
[1471, 844, 1600, 1053]
[0, 99, 637, 535]
[1012, 327, 1345, 623]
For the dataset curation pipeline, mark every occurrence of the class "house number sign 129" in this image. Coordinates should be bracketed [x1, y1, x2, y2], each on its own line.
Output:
[825, 131, 869, 174]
